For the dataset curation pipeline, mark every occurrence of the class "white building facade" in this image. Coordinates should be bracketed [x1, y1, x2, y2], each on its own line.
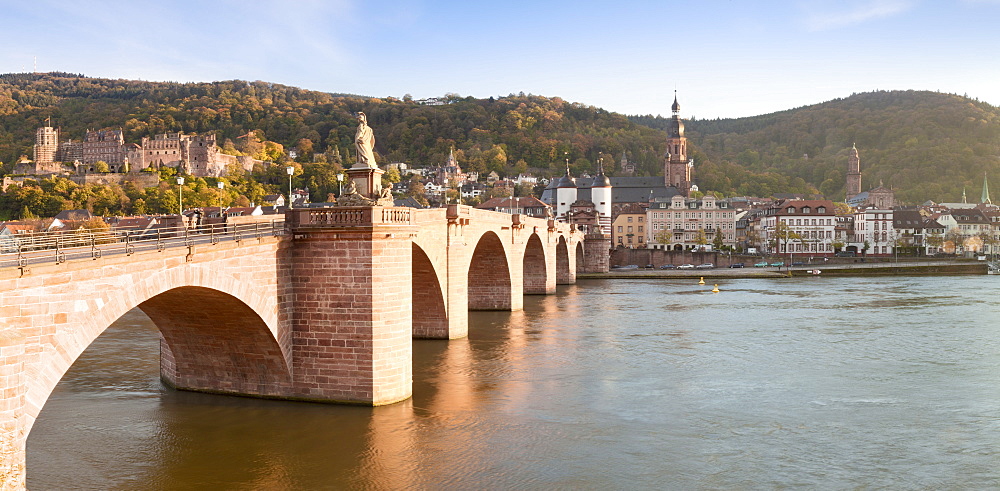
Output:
[647, 195, 737, 250]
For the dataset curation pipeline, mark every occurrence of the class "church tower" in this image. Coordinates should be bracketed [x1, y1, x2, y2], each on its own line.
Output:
[981, 173, 991, 205]
[846, 143, 861, 200]
[664, 91, 693, 197]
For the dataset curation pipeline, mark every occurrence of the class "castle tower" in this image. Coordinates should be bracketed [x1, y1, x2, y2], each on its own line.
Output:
[555, 160, 577, 220]
[664, 91, 693, 197]
[846, 143, 861, 200]
[620, 150, 635, 175]
[591, 159, 613, 234]
[33, 124, 59, 163]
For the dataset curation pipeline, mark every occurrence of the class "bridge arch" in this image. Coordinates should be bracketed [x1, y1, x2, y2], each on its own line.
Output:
[467, 231, 512, 310]
[24, 265, 288, 435]
[575, 241, 585, 273]
[412, 243, 448, 338]
[522, 233, 549, 295]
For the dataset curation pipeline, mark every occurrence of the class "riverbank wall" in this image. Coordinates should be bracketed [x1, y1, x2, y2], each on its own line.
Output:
[580, 261, 988, 279]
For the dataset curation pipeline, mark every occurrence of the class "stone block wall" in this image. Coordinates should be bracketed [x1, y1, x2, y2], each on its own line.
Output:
[582, 233, 611, 273]
[286, 223, 415, 405]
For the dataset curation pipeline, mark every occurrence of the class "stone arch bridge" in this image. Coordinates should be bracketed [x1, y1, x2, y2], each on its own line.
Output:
[0, 205, 609, 488]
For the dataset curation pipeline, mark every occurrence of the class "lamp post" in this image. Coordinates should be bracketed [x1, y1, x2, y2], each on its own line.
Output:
[337, 173, 344, 197]
[286, 165, 295, 209]
[216, 181, 225, 207]
[176, 176, 185, 216]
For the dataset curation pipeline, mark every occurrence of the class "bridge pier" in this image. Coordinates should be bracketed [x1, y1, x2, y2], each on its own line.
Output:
[582, 231, 611, 273]
[286, 207, 416, 405]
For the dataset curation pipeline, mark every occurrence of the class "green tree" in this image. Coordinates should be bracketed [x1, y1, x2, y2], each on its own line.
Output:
[94, 161, 110, 173]
[694, 228, 708, 248]
[654, 229, 672, 245]
[771, 221, 803, 255]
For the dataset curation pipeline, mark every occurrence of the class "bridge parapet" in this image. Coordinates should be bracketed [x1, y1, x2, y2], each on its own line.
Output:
[287, 206, 413, 228]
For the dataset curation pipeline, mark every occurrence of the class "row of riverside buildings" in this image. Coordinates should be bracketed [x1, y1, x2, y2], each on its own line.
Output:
[16, 124, 265, 178]
[531, 96, 1000, 258]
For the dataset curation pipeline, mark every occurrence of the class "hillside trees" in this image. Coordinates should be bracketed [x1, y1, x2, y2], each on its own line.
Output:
[0, 73, 672, 183]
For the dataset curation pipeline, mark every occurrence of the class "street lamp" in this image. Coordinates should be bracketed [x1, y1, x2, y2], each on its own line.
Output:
[176, 176, 185, 216]
[337, 173, 344, 197]
[286, 165, 295, 209]
[216, 181, 225, 208]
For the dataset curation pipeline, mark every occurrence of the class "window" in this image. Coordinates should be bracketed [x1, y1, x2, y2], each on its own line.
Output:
[617, 226, 622, 233]
[802, 207, 811, 214]
[818, 207, 826, 214]
[638, 226, 644, 233]
[628, 217, 633, 223]
[787, 207, 796, 214]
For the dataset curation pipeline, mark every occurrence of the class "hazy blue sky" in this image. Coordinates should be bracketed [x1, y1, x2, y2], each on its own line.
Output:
[3, 0, 998, 119]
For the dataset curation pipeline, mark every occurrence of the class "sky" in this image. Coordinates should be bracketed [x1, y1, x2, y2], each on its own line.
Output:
[2, 0, 999, 119]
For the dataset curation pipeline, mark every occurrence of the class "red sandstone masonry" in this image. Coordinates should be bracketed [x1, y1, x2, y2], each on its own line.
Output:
[0, 207, 587, 488]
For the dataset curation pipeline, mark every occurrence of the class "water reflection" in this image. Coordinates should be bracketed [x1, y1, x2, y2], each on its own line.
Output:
[27, 277, 1000, 489]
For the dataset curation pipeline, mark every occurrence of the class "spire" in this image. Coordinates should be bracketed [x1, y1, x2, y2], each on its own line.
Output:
[962, 187, 968, 204]
[671, 90, 680, 115]
[982, 173, 992, 205]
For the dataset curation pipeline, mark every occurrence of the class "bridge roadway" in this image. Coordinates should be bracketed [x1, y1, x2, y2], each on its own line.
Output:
[0, 204, 609, 489]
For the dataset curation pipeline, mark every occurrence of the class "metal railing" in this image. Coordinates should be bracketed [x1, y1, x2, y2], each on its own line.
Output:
[0, 219, 285, 270]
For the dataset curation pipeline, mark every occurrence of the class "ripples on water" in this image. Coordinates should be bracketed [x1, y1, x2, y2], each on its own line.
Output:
[27, 276, 1000, 489]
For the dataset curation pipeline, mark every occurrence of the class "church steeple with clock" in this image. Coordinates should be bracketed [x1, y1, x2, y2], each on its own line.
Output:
[664, 91, 694, 197]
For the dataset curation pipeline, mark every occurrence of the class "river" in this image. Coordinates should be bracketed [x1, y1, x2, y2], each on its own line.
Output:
[27, 276, 1000, 489]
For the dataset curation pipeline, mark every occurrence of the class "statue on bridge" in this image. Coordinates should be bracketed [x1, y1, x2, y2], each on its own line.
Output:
[354, 112, 377, 169]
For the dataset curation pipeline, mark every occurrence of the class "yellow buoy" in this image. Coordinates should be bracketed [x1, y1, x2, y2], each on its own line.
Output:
[698, 277, 705, 285]
[712, 284, 720, 293]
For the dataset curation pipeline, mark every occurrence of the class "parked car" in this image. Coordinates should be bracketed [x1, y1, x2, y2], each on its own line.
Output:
[695, 263, 715, 269]
[612, 264, 639, 270]
[644, 264, 655, 269]
[791, 261, 805, 266]
[678, 264, 695, 269]
[659, 264, 676, 270]
[754, 261, 769, 267]
[770, 261, 785, 267]
[729, 263, 745, 268]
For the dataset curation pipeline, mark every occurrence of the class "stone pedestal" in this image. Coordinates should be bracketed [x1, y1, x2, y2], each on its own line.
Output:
[346, 165, 385, 199]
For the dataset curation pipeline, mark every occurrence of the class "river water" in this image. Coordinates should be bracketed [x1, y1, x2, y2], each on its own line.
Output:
[27, 276, 1000, 489]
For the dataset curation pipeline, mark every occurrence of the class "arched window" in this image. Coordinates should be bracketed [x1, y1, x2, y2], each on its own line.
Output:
[802, 207, 811, 214]
[787, 207, 796, 214]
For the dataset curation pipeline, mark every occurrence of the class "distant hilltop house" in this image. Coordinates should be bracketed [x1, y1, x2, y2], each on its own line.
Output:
[16, 124, 266, 178]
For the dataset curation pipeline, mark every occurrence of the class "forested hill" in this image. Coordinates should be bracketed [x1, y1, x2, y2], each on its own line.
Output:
[632, 90, 1000, 204]
[0, 72, 668, 178]
[5, 74, 996, 206]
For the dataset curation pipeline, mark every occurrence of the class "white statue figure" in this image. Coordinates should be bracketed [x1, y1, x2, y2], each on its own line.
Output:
[355, 112, 377, 168]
